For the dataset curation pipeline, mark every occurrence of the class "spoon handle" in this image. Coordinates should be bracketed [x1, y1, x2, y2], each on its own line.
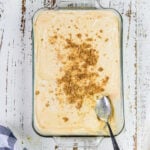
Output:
[107, 122, 120, 150]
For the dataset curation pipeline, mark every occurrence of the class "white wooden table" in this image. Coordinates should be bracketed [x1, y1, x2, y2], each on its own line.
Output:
[0, 0, 150, 149]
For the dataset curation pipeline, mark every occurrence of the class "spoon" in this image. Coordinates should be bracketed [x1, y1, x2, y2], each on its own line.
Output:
[95, 96, 120, 150]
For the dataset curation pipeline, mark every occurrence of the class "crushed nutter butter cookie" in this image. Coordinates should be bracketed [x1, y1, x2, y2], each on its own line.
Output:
[56, 35, 109, 109]
[62, 117, 69, 122]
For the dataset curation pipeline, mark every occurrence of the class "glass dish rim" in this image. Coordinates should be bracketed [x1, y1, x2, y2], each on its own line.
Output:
[32, 6, 125, 138]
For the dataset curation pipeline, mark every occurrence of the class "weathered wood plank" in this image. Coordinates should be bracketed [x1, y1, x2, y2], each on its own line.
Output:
[137, 0, 150, 150]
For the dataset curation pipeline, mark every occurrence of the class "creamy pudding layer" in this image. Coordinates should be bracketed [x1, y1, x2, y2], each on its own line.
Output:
[34, 10, 121, 135]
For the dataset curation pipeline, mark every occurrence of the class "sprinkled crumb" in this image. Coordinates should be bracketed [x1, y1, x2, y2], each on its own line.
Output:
[74, 25, 78, 29]
[49, 90, 53, 93]
[98, 67, 104, 72]
[100, 29, 103, 33]
[96, 33, 102, 39]
[86, 38, 93, 41]
[76, 101, 83, 109]
[35, 90, 40, 95]
[76, 33, 82, 38]
[85, 34, 88, 37]
[45, 102, 50, 107]
[98, 35, 102, 39]
[49, 35, 58, 44]
[56, 34, 110, 109]
[102, 76, 109, 85]
[105, 38, 109, 42]
[62, 117, 69, 122]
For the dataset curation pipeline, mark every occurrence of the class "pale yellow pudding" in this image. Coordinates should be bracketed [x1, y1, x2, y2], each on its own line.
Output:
[33, 10, 121, 136]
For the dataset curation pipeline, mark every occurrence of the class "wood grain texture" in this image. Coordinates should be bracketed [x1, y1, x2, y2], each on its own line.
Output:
[137, 0, 150, 150]
[0, 0, 149, 149]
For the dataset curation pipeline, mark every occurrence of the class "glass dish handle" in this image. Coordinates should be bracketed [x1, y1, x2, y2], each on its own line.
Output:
[54, 137, 104, 150]
[54, 0, 103, 9]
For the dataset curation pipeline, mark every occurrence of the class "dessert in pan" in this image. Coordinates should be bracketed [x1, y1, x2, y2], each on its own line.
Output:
[33, 10, 123, 136]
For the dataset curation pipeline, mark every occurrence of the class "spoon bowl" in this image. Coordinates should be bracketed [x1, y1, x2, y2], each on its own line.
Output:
[95, 96, 112, 122]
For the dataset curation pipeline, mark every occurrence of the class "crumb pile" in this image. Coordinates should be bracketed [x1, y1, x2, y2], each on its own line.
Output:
[52, 33, 109, 109]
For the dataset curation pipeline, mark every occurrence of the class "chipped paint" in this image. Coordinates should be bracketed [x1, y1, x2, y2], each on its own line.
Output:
[73, 147, 78, 150]
[126, 2, 132, 44]
[133, 134, 137, 150]
[5, 51, 9, 116]
[43, 0, 55, 7]
[134, 8, 138, 150]
[20, 0, 26, 35]
[27, 136, 32, 142]
[0, 2, 4, 20]
[0, 29, 4, 52]
[55, 145, 58, 150]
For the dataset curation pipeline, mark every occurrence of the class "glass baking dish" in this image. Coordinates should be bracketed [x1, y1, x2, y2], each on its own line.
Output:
[32, 0, 124, 148]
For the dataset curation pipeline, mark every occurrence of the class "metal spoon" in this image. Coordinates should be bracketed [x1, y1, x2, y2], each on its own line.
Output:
[95, 96, 120, 150]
